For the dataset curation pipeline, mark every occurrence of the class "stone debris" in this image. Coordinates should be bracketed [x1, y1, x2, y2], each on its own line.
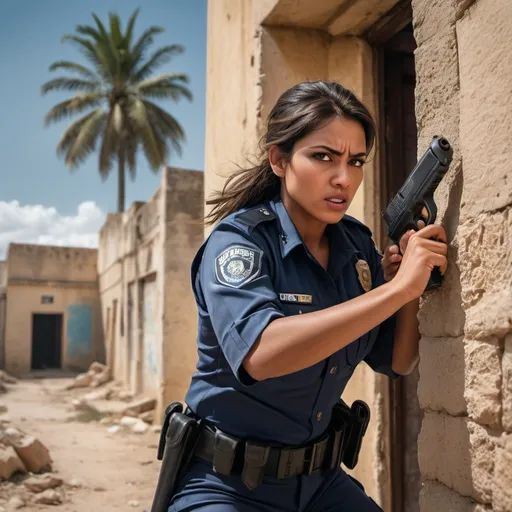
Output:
[65, 361, 112, 390]
[0, 371, 17, 385]
[122, 398, 156, 417]
[23, 474, 63, 493]
[34, 489, 62, 505]
[1, 424, 52, 476]
[131, 420, 149, 435]
[68, 477, 83, 488]
[128, 500, 140, 507]
[0, 445, 26, 480]
[83, 387, 112, 401]
[151, 425, 162, 434]
[6, 496, 25, 509]
[10, 436, 52, 473]
[120, 416, 139, 427]
[107, 425, 122, 434]
[139, 410, 154, 424]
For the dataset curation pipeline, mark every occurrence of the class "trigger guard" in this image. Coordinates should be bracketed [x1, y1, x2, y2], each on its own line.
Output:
[422, 197, 438, 225]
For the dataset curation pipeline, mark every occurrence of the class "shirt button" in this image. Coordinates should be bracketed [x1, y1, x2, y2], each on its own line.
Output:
[329, 365, 338, 375]
[316, 411, 323, 422]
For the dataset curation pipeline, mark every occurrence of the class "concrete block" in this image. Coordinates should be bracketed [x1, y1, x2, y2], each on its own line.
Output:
[419, 479, 491, 512]
[457, 0, 512, 221]
[503, 335, 512, 432]
[464, 338, 503, 429]
[418, 412, 497, 503]
[493, 434, 512, 512]
[418, 337, 466, 415]
[457, 212, 511, 312]
[414, 27, 459, 134]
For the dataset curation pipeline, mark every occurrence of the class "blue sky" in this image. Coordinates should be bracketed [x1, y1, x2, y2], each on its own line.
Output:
[0, 0, 207, 257]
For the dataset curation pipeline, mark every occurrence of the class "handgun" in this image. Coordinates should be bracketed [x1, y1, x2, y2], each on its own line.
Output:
[383, 136, 453, 290]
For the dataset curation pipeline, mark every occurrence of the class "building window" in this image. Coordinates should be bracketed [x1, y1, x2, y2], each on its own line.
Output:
[41, 295, 54, 304]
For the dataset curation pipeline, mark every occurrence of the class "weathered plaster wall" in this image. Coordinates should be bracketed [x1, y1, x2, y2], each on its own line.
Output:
[98, 168, 204, 423]
[3, 245, 101, 375]
[0, 261, 7, 369]
[159, 168, 204, 422]
[412, 0, 512, 510]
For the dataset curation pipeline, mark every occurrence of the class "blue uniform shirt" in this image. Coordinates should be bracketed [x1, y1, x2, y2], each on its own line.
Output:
[185, 198, 397, 446]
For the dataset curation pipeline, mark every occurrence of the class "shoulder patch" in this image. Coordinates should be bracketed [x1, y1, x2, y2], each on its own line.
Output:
[342, 215, 373, 237]
[215, 245, 263, 289]
[234, 207, 276, 230]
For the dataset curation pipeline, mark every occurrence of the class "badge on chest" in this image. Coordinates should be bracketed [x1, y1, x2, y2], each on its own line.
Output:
[355, 259, 372, 292]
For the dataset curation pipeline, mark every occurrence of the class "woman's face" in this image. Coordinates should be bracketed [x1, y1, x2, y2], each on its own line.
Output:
[272, 116, 367, 227]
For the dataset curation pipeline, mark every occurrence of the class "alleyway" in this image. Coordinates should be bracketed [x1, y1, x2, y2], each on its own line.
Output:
[1, 376, 162, 511]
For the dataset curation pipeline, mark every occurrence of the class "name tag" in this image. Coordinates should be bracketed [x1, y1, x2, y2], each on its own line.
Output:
[279, 293, 313, 304]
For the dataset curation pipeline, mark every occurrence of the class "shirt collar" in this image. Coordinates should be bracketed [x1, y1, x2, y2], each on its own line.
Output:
[268, 198, 361, 267]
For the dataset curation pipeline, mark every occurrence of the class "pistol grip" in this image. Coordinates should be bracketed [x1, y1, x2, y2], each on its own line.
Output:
[426, 267, 443, 290]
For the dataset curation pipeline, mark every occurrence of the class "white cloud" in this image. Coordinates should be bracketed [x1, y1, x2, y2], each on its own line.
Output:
[0, 200, 106, 259]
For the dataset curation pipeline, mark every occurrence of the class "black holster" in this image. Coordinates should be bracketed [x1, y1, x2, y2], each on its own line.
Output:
[334, 399, 371, 470]
[150, 402, 199, 512]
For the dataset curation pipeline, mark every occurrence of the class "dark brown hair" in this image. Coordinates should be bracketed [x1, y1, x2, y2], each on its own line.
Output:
[205, 80, 376, 226]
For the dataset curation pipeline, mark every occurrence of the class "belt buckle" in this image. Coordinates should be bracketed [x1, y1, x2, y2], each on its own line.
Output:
[304, 443, 320, 476]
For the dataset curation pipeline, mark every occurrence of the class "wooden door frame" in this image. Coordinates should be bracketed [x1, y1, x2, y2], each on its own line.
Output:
[364, 2, 415, 511]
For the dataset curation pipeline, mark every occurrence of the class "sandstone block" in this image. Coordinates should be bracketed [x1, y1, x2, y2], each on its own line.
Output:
[503, 335, 512, 432]
[24, 474, 63, 493]
[493, 434, 512, 512]
[464, 338, 502, 428]
[122, 397, 156, 417]
[88, 361, 107, 374]
[457, 0, 512, 221]
[418, 412, 497, 503]
[465, 289, 512, 340]
[418, 337, 466, 415]
[419, 479, 491, 512]
[457, 213, 511, 311]
[66, 372, 92, 390]
[6, 496, 25, 509]
[34, 489, 62, 505]
[412, 0, 458, 46]
[414, 28, 459, 134]
[419, 229, 465, 338]
[0, 445, 26, 480]
[12, 436, 52, 473]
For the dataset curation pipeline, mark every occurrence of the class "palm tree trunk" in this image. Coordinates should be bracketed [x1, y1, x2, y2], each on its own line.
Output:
[117, 150, 125, 213]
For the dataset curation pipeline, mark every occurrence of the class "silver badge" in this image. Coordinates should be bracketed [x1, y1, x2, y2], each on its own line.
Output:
[215, 245, 262, 289]
[355, 259, 372, 292]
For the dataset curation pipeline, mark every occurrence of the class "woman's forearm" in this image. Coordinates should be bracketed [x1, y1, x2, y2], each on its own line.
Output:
[243, 281, 411, 381]
[391, 298, 420, 375]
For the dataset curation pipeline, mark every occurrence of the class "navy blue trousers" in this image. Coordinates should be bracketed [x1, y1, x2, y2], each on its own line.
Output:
[168, 459, 382, 511]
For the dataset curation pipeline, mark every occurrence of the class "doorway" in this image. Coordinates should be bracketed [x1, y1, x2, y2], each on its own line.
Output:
[366, 2, 421, 510]
[31, 313, 63, 370]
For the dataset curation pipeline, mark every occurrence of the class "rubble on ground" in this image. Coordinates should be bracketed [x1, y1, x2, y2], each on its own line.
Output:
[0, 371, 17, 395]
[65, 361, 111, 390]
[0, 419, 66, 509]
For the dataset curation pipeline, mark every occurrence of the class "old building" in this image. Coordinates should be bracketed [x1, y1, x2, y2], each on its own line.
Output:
[204, 0, 511, 510]
[1, 244, 102, 376]
[97, 167, 204, 422]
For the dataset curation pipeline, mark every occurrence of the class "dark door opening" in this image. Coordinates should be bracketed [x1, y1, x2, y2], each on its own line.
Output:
[31, 313, 63, 370]
[380, 21, 422, 512]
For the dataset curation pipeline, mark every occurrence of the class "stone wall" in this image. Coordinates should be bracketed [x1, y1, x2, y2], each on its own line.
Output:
[0, 261, 6, 369]
[413, 0, 512, 510]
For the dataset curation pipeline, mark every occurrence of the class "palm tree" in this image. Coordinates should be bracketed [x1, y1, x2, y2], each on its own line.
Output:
[41, 9, 192, 212]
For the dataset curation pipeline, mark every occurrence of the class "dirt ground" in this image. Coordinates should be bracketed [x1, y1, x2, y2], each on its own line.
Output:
[0, 375, 162, 511]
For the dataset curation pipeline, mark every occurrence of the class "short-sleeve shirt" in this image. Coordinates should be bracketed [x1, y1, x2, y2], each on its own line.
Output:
[184, 197, 397, 446]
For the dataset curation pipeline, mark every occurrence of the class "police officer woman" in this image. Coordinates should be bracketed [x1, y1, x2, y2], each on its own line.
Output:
[167, 81, 448, 511]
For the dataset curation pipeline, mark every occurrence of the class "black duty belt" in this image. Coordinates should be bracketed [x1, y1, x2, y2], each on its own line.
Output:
[194, 424, 341, 484]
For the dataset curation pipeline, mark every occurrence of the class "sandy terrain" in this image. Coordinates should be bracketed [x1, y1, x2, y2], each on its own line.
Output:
[0, 375, 162, 511]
